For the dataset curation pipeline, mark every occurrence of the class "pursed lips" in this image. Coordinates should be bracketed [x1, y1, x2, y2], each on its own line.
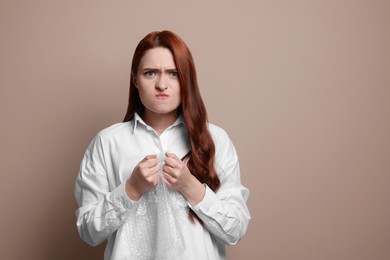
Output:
[155, 93, 169, 100]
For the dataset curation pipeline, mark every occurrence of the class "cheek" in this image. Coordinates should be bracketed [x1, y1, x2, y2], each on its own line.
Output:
[174, 83, 181, 97]
[174, 88, 181, 102]
[137, 80, 153, 94]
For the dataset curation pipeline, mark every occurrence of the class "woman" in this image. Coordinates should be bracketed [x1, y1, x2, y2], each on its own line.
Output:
[75, 30, 250, 260]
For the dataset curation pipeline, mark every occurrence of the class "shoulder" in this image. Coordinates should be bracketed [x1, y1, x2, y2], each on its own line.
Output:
[93, 121, 132, 143]
[207, 123, 240, 177]
[207, 123, 231, 147]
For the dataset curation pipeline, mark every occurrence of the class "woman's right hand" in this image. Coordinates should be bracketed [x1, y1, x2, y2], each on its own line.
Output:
[125, 154, 160, 201]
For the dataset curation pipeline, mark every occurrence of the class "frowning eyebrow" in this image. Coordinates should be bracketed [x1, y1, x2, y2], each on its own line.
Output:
[141, 68, 177, 71]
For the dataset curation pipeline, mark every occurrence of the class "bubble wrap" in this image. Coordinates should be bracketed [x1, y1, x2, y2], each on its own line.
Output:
[122, 154, 189, 260]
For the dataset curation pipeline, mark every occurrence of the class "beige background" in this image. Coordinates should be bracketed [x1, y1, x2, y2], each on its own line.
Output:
[1, 0, 389, 259]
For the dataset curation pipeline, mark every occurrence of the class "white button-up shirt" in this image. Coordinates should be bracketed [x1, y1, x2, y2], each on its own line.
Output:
[75, 113, 250, 260]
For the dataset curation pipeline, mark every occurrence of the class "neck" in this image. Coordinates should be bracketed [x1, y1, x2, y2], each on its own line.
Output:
[142, 110, 178, 135]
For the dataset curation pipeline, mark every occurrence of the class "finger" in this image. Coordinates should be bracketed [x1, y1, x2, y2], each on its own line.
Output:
[147, 172, 160, 183]
[149, 164, 161, 175]
[163, 157, 174, 167]
[165, 152, 179, 160]
[141, 164, 159, 177]
[162, 164, 175, 177]
[163, 171, 175, 184]
[164, 156, 181, 168]
[142, 157, 158, 168]
[162, 177, 172, 188]
[143, 154, 156, 161]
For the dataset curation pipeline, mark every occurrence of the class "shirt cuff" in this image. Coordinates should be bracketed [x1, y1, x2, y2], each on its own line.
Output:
[189, 185, 219, 216]
[110, 181, 139, 214]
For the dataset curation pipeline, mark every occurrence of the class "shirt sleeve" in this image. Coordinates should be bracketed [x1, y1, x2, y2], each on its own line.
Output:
[74, 135, 138, 246]
[189, 128, 251, 245]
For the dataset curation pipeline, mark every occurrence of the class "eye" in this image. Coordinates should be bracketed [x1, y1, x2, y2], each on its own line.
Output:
[144, 71, 156, 78]
[169, 71, 178, 78]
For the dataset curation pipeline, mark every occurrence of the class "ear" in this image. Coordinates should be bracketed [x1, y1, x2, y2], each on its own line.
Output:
[131, 72, 138, 88]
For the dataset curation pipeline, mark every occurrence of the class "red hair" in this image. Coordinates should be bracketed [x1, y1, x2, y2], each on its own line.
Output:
[123, 31, 220, 223]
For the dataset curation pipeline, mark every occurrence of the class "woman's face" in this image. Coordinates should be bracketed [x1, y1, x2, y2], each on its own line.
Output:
[135, 47, 181, 118]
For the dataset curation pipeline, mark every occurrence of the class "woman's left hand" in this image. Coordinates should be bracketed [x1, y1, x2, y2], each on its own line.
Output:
[162, 152, 192, 192]
[163, 152, 205, 205]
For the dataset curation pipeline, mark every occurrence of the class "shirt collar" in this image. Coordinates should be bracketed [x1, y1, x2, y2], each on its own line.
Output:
[132, 113, 185, 133]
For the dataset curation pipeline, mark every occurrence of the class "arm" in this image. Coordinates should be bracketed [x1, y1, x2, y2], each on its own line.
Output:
[163, 129, 250, 245]
[74, 136, 138, 246]
[190, 130, 250, 245]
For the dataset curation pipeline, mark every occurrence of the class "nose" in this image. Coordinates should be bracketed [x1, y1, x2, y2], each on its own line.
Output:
[155, 75, 169, 92]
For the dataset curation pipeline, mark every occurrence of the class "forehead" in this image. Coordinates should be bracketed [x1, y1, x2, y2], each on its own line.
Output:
[139, 47, 176, 68]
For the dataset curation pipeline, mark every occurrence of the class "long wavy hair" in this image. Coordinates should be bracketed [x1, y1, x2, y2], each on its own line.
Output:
[123, 31, 221, 223]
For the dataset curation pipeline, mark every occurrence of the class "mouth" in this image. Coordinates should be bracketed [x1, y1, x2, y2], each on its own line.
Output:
[155, 93, 169, 100]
